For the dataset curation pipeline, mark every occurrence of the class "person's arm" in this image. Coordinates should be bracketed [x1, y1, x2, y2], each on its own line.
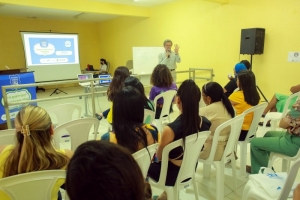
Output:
[174, 44, 181, 63]
[228, 91, 240, 106]
[149, 87, 156, 101]
[294, 184, 300, 200]
[158, 52, 168, 64]
[290, 84, 300, 93]
[224, 79, 237, 95]
[280, 100, 300, 131]
[156, 126, 175, 161]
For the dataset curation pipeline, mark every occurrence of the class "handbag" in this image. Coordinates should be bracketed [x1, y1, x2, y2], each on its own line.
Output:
[249, 167, 297, 198]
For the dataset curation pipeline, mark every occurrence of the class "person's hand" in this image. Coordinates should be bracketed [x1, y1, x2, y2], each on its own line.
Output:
[174, 44, 180, 54]
[166, 50, 171, 58]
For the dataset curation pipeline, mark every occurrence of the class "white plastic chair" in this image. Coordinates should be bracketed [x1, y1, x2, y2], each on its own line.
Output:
[132, 143, 158, 178]
[53, 118, 99, 151]
[238, 103, 268, 176]
[268, 148, 300, 173]
[262, 91, 300, 133]
[243, 158, 300, 200]
[0, 129, 15, 146]
[0, 170, 66, 200]
[153, 90, 177, 132]
[47, 103, 82, 126]
[144, 109, 155, 124]
[198, 114, 245, 200]
[149, 131, 210, 200]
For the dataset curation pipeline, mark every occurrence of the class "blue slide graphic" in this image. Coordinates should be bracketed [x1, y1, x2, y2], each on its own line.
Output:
[28, 38, 76, 65]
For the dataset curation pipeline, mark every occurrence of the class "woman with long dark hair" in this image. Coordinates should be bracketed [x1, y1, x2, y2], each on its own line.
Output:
[199, 82, 235, 161]
[124, 76, 154, 111]
[229, 70, 260, 141]
[100, 86, 159, 153]
[95, 66, 130, 123]
[148, 79, 211, 199]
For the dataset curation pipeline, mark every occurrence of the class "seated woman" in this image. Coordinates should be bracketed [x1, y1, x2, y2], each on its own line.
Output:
[259, 84, 300, 127]
[229, 70, 260, 141]
[124, 76, 154, 112]
[199, 82, 235, 161]
[223, 62, 248, 97]
[66, 141, 146, 200]
[0, 105, 73, 200]
[93, 58, 109, 78]
[95, 66, 130, 122]
[148, 79, 211, 200]
[248, 100, 300, 174]
[149, 64, 177, 119]
[100, 86, 160, 153]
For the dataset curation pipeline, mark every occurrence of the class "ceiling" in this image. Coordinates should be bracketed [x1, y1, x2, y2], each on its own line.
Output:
[0, 0, 179, 22]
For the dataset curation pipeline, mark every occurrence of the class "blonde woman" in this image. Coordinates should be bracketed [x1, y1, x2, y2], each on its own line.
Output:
[0, 105, 73, 200]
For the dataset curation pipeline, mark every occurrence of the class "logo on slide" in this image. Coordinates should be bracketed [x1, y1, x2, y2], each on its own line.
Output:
[65, 41, 71, 47]
[34, 39, 55, 56]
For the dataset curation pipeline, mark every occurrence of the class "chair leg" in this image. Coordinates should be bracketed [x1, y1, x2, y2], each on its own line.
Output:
[192, 175, 199, 200]
[270, 119, 277, 131]
[239, 143, 247, 177]
[203, 164, 211, 178]
[231, 154, 237, 193]
[282, 159, 289, 172]
[215, 163, 224, 200]
[267, 153, 275, 169]
[165, 187, 174, 200]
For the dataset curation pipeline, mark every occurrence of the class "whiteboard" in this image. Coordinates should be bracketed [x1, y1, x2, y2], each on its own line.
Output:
[132, 47, 164, 74]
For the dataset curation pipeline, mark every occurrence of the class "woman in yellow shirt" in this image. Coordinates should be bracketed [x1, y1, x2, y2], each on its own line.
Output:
[0, 105, 73, 200]
[229, 70, 260, 141]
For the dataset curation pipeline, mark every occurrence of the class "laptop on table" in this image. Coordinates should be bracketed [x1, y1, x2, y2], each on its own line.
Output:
[78, 74, 91, 86]
[99, 74, 112, 87]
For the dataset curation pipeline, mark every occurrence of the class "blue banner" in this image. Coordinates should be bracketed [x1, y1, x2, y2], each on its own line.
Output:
[0, 72, 36, 124]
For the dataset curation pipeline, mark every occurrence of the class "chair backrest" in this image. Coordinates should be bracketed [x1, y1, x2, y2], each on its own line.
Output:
[281, 91, 300, 117]
[279, 158, 300, 199]
[153, 90, 177, 119]
[206, 114, 245, 162]
[0, 129, 15, 146]
[144, 109, 155, 124]
[126, 60, 133, 70]
[53, 118, 99, 151]
[132, 143, 158, 178]
[157, 131, 210, 188]
[243, 103, 268, 141]
[0, 170, 66, 200]
[47, 103, 82, 126]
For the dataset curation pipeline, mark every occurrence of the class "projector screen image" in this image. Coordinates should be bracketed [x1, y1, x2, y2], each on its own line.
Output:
[20, 32, 81, 82]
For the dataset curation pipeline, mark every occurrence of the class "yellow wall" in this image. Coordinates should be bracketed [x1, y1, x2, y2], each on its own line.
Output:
[98, 0, 300, 99]
[0, 15, 101, 72]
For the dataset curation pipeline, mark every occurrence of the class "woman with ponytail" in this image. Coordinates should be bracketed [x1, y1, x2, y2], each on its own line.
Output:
[148, 79, 211, 200]
[199, 82, 235, 161]
[0, 105, 72, 200]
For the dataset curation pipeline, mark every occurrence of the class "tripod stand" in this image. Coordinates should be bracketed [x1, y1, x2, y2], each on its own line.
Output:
[50, 88, 67, 96]
[250, 54, 269, 103]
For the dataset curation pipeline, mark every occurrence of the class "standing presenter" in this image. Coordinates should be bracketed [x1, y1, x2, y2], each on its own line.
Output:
[158, 39, 181, 82]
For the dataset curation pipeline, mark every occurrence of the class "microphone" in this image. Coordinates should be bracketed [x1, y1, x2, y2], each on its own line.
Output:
[167, 50, 171, 58]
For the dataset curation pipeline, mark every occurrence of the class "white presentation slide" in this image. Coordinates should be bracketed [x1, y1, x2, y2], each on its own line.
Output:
[20, 32, 81, 82]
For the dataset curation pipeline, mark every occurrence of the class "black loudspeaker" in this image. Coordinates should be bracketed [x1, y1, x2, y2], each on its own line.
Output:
[240, 28, 265, 55]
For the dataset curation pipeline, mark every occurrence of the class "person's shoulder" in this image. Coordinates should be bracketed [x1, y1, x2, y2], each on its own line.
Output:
[0, 145, 13, 155]
[171, 82, 177, 89]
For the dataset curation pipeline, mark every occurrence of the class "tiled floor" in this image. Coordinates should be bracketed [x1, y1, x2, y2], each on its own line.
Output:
[36, 86, 299, 200]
